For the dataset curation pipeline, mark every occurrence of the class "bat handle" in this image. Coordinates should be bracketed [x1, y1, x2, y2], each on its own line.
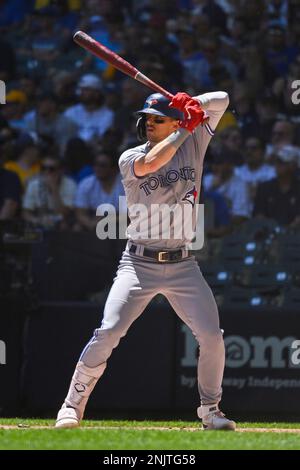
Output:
[161, 90, 174, 100]
[158, 89, 174, 100]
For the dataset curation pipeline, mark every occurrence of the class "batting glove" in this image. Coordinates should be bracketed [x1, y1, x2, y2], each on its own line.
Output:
[169, 92, 201, 112]
[180, 104, 209, 133]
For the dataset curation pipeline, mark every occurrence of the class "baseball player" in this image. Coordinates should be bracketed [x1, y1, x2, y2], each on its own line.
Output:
[55, 90, 236, 431]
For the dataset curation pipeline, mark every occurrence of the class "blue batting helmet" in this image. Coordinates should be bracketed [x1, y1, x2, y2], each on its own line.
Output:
[136, 93, 184, 120]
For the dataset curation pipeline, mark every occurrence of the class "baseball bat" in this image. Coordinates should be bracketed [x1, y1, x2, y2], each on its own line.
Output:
[73, 30, 174, 100]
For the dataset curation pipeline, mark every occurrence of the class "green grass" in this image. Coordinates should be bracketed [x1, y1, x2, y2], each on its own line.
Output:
[0, 419, 300, 450]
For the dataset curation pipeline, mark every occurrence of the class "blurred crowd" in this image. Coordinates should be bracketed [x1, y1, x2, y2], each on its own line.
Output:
[0, 0, 300, 234]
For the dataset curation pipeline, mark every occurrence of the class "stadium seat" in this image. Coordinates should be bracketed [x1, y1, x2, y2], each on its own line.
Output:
[223, 287, 283, 309]
[218, 233, 265, 267]
[234, 265, 292, 289]
[281, 287, 300, 310]
[237, 218, 280, 240]
[201, 263, 233, 288]
[275, 234, 300, 266]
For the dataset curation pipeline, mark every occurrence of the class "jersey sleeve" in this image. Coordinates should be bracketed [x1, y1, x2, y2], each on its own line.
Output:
[118, 148, 145, 181]
[190, 91, 229, 160]
[194, 91, 230, 133]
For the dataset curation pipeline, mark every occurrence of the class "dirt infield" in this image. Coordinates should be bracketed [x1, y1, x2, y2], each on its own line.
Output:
[1, 424, 300, 433]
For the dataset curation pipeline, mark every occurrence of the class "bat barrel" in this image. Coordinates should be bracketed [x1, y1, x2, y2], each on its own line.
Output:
[73, 31, 174, 101]
[73, 31, 139, 79]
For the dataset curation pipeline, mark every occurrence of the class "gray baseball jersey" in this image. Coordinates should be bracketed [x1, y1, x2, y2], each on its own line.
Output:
[61, 92, 230, 417]
[119, 92, 227, 249]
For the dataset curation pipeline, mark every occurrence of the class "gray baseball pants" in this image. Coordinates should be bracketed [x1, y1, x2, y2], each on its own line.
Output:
[76, 245, 225, 406]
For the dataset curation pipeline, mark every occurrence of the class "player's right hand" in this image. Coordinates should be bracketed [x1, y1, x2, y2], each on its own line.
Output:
[180, 104, 209, 132]
[169, 92, 200, 112]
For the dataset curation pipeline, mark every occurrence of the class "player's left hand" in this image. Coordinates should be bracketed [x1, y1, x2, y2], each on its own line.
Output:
[180, 104, 209, 132]
[169, 92, 201, 112]
[184, 103, 209, 125]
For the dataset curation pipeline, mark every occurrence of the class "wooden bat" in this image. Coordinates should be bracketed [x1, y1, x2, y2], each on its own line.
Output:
[73, 30, 174, 100]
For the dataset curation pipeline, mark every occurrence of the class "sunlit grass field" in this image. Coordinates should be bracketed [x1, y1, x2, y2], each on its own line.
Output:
[0, 419, 300, 450]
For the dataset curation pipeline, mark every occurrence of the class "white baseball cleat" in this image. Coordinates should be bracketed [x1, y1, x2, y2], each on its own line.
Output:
[55, 403, 81, 429]
[198, 404, 236, 431]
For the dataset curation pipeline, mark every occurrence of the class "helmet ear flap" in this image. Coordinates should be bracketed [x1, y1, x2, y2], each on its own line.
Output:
[136, 115, 146, 142]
